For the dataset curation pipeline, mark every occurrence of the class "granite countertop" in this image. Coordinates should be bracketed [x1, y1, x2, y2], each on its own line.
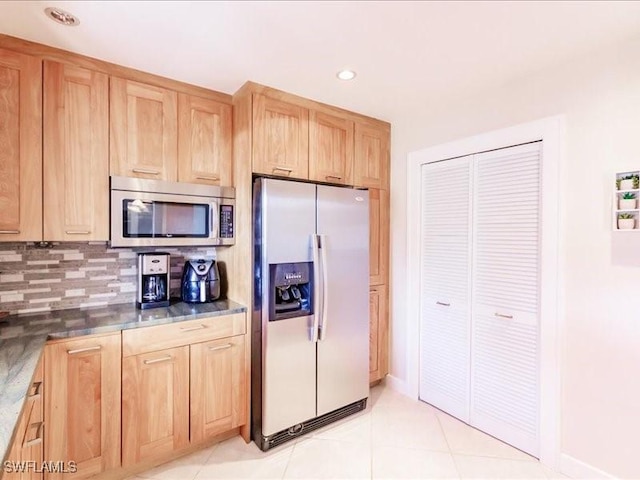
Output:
[0, 299, 246, 465]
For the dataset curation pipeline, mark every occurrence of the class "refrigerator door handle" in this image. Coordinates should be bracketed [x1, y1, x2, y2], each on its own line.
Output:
[318, 234, 329, 341]
[311, 234, 321, 342]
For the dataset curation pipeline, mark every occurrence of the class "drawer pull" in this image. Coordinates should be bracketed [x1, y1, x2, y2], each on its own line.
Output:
[326, 175, 343, 180]
[132, 168, 160, 175]
[197, 175, 220, 181]
[273, 166, 293, 174]
[66, 230, 91, 235]
[29, 381, 42, 399]
[24, 422, 44, 448]
[208, 343, 233, 352]
[0, 230, 20, 234]
[435, 301, 450, 307]
[67, 346, 101, 355]
[144, 355, 173, 365]
[180, 324, 207, 332]
[494, 312, 514, 319]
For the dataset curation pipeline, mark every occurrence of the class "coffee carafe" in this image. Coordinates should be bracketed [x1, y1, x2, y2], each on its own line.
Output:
[137, 253, 170, 310]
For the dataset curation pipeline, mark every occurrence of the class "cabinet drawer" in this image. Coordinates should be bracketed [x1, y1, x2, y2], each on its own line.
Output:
[122, 313, 246, 357]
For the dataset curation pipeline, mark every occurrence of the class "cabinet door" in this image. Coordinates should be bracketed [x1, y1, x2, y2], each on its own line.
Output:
[369, 285, 388, 383]
[44, 334, 121, 480]
[178, 93, 232, 186]
[0, 48, 42, 241]
[252, 94, 309, 179]
[122, 346, 189, 466]
[110, 77, 177, 181]
[354, 122, 389, 189]
[190, 335, 245, 443]
[5, 359, 43, 480]
[369, 189, 389, 286]
[309, 111, 353, 185]
[43, 61, 109, 241]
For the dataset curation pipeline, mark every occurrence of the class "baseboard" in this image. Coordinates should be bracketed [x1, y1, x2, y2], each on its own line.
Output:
[384, 374, 413, 398]
[560, 454, 617, 479]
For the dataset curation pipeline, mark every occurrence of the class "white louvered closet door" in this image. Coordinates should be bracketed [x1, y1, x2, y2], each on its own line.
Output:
[471, 142, 542, 457]
[419, 157, 472, 422]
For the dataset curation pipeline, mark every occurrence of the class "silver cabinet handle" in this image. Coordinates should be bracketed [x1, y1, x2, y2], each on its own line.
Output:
[67, 346, 101, 355]
[180, 324, 207, 332]
[24, 422, 44, 448]
[197, 175, 220, 181]
[273, 166, 293, 174]
[66, 230, 91, 235]
[208, 343, 232, 352]
[495, 313, 514, 319]
[0, 230, 20, 234]
[436, 301, 450, 307]
[144, 355, 173, 365]
[132, 168, 160, 175]
[326, 175, 343, 180]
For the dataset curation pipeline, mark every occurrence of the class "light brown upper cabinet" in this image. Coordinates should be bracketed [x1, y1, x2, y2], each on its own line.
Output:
[0, 48, 42, 241]
[45, 333, 121, 480]
[369, 189, 389, 286]
[110, 77, 178, 181]
[354, 122, 390, 189]
[252, 94, 309, 179]
[178, 94, 232, 186]
[44, 61, 109, 241]
[309, 111, 354, 185]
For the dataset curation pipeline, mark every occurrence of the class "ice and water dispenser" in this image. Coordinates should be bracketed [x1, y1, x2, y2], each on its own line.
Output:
[268, 263, 313, 321]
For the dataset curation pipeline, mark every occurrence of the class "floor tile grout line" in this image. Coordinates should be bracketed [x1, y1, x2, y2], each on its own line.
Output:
[280, 436, 299, 479]
[434, 404, 463, 480]
[192, 443, 220, 480]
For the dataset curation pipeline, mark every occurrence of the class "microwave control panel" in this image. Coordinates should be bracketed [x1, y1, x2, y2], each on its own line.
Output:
[220, 205, 234, 238]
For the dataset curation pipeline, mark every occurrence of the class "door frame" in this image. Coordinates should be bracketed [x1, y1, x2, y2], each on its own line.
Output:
[405, 116, 564, 469]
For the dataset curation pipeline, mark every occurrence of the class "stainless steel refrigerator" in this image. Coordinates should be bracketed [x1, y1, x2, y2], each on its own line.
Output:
[252, 177, 370, 451]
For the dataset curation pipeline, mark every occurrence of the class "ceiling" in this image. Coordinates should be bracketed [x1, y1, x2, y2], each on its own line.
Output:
[1, 1, 640, 122]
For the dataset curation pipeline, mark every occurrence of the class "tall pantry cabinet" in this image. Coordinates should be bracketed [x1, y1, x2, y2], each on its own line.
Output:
[419, 142, 542, 457]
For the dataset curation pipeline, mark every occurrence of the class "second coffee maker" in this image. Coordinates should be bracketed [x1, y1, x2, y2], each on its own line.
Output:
[181, 259, 221, 303]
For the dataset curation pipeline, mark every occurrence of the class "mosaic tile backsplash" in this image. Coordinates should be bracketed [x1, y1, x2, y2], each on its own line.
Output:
[0, 242, 217, 315]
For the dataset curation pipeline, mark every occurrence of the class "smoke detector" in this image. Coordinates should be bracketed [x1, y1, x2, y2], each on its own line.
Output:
[44, 7, 80, 26]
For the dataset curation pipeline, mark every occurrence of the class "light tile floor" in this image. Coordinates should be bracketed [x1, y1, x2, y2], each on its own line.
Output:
[128, 383, 568, 480]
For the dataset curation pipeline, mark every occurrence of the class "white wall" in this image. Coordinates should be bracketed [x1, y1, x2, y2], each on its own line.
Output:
[389, 35, 640, 478]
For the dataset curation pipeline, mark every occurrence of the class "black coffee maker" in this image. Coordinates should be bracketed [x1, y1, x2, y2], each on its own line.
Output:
[181, 259, 221, 303]
[136, 252, 170, 310]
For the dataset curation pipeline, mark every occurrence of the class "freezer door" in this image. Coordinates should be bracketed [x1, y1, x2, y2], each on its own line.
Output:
[262, 315, 317, 436]
[316, 186, 370, 415]
[262, 179, 316, 264]
[260, 178, 318, 436]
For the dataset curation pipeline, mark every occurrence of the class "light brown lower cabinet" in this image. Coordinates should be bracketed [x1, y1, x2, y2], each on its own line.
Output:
[190, 336, 246, 443]
[369, 285, 389, 384]
[122, 346, 190, 466]
[44, 333, 121, 480]
[4, 359, 44, 480]
[121, 314, 248, 466]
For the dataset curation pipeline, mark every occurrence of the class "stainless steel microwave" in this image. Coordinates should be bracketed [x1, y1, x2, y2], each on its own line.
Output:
[110, 176, 235, 248]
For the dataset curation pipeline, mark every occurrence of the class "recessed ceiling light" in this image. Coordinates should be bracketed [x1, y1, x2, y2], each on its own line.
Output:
[44, 7, 80, 26]
[337, 69, 357, 81]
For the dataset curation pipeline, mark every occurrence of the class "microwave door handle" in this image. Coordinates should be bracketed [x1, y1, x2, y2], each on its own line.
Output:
[210, 203, 219, 239]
